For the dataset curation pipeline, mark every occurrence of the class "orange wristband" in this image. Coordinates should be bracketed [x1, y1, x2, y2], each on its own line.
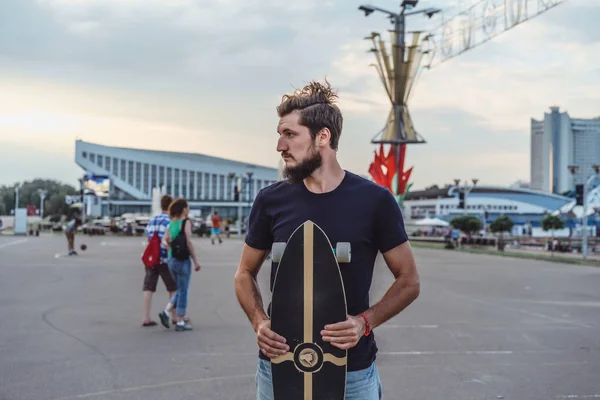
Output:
[359, 313, 371, 336]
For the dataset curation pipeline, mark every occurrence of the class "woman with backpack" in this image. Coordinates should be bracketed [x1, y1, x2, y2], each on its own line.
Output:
[158, 198, 201, 331]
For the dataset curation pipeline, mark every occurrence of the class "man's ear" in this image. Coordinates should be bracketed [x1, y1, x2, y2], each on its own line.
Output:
[317, 128, 331, 147]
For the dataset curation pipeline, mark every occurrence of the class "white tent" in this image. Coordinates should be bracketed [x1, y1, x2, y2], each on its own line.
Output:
[414, 217, 450, 227]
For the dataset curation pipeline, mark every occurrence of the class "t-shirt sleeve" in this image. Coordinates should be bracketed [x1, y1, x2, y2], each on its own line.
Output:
[373, 188, 409, 253]
[244, 189, 274, 250]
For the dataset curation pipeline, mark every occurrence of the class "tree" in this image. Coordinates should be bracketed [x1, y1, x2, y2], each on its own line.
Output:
[450, 215, 482, 237]
[0, 179, 78, 218]
[541, 214, 565, 256]
[489, 216, 514, 251]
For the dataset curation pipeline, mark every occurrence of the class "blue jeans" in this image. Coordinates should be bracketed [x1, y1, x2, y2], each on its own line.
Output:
[167, 258, 191, 317]
[255, 358, 382, 399]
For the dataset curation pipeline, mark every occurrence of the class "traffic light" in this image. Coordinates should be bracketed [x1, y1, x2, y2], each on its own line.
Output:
[458, 192, 465, 209]
[575, 184, 584, 206]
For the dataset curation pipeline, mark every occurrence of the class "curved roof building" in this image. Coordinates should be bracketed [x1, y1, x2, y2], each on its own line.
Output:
[404, 185, 581, 227]
[74, 140, 278, 218]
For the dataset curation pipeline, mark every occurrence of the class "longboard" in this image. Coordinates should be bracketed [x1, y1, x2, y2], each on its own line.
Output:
[270, 220, 350, 400]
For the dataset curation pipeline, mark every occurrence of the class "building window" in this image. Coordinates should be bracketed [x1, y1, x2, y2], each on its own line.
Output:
[189, 171, 195, 200]
[197, 172, 203, 198]
[204, 173, 210, 198]
[212, 174, 217, 200]
[219, 175, 225, 200]
[105, 156, 111, 172]
[174, 168, 180, 196]
[166, 167, 172, 194]
[121, 160, 126, 181]
[159, 166, 164, 189]
[90, 153, 95, 163]
[128, 161, 134, 186]
[151, 165, 157, 190]
[143, 164, 149, 194]
[82, 152, 87, 158]
[97, 155, 103, 168]
[182, 170, 187, 198]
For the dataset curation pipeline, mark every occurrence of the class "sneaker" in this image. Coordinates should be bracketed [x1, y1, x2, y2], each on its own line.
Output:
[158, 310, 170, 329]
[175, 323, 193, 331]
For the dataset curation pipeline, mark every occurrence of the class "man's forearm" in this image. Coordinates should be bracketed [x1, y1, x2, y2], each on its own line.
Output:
[362, 274, 420, 330]
[234, 271, 269, 332]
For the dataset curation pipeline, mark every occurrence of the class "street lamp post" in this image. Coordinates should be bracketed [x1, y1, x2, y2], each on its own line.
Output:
[14, 183, 20, 212]
[568, 164, 600, 259]
[38, 189, 47, 221]
[246, 172, 254, 234]
[227, 172, 243, 236]
[78, 177, 85, 224]
[452, 178, 478, 212]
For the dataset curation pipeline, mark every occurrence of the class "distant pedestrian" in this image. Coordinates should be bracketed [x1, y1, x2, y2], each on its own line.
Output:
[141, 194, 177, 327]
[211, 211, 223, 245]
[65, 217, 82, 256]
[159, 199, 202, 331]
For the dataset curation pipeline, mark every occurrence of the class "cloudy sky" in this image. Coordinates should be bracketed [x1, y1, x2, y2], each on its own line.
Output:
[1, 0, 598, 190]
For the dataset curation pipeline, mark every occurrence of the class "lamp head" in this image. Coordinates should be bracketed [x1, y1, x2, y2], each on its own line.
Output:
[358, 5, 375, 16]
[401, 0, 419, 9]
[424, 8, 441, 18]
[567, 165, 579, 175]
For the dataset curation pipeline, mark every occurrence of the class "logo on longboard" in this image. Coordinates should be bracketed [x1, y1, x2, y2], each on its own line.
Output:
[298, 348, 318, 367]
[293, 343, 324, 373]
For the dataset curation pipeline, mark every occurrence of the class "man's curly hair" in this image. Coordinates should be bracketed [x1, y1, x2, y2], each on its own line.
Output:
[276, 80, 343, 151]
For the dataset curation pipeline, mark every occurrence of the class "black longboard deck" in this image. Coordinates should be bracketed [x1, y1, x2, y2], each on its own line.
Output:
[270, 220, 348, 400]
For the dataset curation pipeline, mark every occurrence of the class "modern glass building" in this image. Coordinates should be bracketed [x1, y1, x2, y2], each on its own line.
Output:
[531, 106, 600, 194]
[74, 140, 279, 219]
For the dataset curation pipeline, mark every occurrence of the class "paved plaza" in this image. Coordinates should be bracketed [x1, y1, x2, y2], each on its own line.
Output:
[0, 234, 599, 400]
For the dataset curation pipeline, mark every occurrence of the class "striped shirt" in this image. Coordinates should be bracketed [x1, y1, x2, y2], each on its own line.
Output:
[145, 212, 170, 263]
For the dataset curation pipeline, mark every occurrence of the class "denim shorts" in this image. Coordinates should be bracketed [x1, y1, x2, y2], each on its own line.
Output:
[255, 358, 382, 400]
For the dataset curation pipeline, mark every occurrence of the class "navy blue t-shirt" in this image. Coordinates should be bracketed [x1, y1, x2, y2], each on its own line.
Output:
[245, 170, 409, 371]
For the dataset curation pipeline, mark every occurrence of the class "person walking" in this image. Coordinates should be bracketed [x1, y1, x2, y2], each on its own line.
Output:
[141, 194, 177, 327]
[158, 199, 201, 331]
[211, 211, 223, 245]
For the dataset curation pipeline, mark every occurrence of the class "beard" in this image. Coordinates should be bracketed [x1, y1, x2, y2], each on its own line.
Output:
[282, 146, 322, 184]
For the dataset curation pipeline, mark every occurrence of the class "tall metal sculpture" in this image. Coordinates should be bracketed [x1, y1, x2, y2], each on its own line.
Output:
[359, 2, 441, 205]
[359, 0, 570, 205]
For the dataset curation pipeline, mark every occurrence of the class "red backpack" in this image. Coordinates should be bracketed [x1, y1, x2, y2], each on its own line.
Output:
[142, 232, 161, 268]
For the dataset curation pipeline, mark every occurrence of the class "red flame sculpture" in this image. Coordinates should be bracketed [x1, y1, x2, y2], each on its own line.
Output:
[368, 144, 413, 197]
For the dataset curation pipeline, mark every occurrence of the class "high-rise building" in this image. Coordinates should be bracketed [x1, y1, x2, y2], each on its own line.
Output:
[530, 107, 600, 194]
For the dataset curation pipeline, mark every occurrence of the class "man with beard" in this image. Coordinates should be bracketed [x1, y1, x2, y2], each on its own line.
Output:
[234, 80, 420, 400]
